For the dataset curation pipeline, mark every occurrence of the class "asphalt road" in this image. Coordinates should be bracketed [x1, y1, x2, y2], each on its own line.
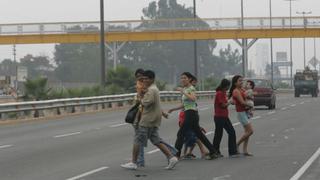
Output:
[0, 94, 319, 180]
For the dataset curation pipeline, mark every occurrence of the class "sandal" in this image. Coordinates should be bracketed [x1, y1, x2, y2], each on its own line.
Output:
[243, 153, 253, 156]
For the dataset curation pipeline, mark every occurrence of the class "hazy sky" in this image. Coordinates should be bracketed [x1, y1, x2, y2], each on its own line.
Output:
[1, 0, 320, 72]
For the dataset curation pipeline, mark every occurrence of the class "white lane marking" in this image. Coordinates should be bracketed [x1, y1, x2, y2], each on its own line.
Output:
[66, 166, 109, 180]
[206, 131, 214, 135]
[267, 111, 276, 115]
[291, 104, 296, 107]
[109, 123, 128, 128]
[147, 149, 160, 154]
[0, 144, 13, 149]
[290, 147, 320, 180]
[54, 132, 82, 138]
[281, 107, 288, 110]
[300, 102, 305, 104]
[252, 116, 261, 120]
[232, 122, 241, 126]
[199, 107, 209, 111]
[213, 174, 231, 180]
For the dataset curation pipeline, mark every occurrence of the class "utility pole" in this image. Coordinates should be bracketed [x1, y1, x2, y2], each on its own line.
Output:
[296, 11, 312, 68]
[193, 0, 198, 78]
[100, 0, 106, 86]
[269, 0, 274, 86]
[13, 44, 17, 90]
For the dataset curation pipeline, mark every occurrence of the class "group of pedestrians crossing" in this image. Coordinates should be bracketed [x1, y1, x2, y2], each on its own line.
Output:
[121, 69, 254, 170]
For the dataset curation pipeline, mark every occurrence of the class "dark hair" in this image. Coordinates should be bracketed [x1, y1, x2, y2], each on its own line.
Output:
[134, 68, 144, 77]
[228, 75, 242, 98]
[181, 72, 194, 80]
[247, 80, 255, 89]
[190, 75, 197, 82]
[216, 79, 231, 91]
[143, 70, 155, 79]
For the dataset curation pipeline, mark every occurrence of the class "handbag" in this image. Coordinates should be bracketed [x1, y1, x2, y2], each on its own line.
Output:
[125, 103, 140, 124]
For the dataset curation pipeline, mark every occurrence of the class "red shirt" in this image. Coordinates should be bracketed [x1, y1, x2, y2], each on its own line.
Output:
[214, 90, 229, 117]
[232, 88, 247, 112]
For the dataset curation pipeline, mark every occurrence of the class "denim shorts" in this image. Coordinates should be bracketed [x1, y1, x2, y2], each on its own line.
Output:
[134, 126, 161, 146]
[184, 130, 197, 147]
[237, 112, 250, 126]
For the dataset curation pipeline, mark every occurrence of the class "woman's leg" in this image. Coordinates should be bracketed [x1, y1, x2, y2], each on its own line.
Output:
[186, 110, 217, 155]
[212, 117, 224, 154]
[237, 123, 253, 152]
[223, 118, 238, 155]
[242, 124, 253, 155]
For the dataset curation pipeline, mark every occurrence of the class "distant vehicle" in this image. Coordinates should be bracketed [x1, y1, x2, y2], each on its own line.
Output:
[294, 67, 319, 97]
[246, 78, 276, 109]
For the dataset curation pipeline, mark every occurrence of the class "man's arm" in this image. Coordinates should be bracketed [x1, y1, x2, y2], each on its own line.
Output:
[141, 89, 155, 107]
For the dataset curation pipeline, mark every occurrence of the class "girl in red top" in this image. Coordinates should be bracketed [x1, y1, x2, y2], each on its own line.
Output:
[213, 79, 239, 157]
[229, 75, 254, 156]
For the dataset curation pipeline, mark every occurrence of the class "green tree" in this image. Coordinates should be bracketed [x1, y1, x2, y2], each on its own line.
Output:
[106, 66, 136, 93]
[54, 43, 100, 82]
[23, 77, 51, 101]
[119, 0, 218, 83]
[19, 54, 55, 79]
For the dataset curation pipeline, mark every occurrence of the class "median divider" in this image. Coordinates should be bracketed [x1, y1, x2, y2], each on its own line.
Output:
[0, 91, 215, 121]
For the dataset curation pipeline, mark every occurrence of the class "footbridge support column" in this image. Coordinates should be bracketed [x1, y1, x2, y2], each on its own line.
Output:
[106, 42, 126, 70]
[234, 38, 258, 77]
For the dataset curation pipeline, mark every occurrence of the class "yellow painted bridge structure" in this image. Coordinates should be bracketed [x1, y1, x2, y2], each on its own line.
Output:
[1, 16, 320, 44]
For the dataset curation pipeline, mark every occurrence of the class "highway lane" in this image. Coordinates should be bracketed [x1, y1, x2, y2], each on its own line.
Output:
[0, 94, 319, 180]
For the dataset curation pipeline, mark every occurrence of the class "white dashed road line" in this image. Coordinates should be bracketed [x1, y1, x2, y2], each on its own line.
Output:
[147, 149, 160, 154]
[54, 132, 82, 138]
[232, 122, 241, 126]
[0, 144, 13, 149]
[300, 102, 305, 104]
[291, 104, 296, 107]
[281, 107, 288, 110]
[251, 116, 261, 120]
[109, 123, 128, 128]
[290, 147, 320, 180]
[199, 107, 209, 111]
[66, 166, 109, 180]
[267, 111, 276, 115]
[205, 131, 214, 135]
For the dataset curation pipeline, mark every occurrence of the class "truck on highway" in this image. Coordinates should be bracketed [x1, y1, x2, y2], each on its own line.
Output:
[294, 67, 319, 97]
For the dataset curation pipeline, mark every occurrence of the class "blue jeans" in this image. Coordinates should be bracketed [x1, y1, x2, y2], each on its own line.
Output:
[137, 144, 145, 166]
[136, 139, 178, 166]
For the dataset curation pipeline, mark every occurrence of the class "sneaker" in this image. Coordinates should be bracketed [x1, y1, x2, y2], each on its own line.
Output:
[137, 163, 145, 168]
[216, 153, 224, 158]
[229, 153, 241, 158]
[120, 162, 137, 170]
[165, 157, 179, 170]
[243, 152, 253, 157]
[205, 153, 218, 160]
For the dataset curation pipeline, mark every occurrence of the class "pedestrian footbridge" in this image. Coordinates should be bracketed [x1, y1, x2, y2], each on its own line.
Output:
[0, 16, 320, 44]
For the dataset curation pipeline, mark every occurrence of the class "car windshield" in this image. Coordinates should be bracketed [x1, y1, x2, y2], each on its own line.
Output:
[251, 79, 270, 88]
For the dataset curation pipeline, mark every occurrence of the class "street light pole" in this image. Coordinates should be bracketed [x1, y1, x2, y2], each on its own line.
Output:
[284, 0, 297, 87]
[296, 11, 312, 68]
[100, 0, 106, 86]
[241, 0, 247, 77]
[193, 0, 198, 78]
[269, 0, 274, 86]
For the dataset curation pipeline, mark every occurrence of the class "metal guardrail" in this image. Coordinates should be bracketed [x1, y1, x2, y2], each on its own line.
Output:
[0, 91, 215, 120]
[1, 16, 320, 35]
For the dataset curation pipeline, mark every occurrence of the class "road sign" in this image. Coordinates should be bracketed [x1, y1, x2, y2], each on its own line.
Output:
[308, 56, 319, 68]
[17, 66, 27, 82]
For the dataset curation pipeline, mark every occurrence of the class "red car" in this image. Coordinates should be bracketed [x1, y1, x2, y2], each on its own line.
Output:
[247, 79, 276, 109]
